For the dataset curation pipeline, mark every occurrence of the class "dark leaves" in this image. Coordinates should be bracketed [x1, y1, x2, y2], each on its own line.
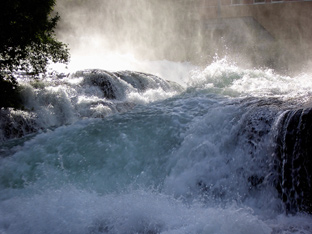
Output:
[0, 0, 70, 108]
[0, 0, 69, 74]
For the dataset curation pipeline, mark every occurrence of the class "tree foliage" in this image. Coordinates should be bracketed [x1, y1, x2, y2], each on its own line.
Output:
[0, 0, 69, 108]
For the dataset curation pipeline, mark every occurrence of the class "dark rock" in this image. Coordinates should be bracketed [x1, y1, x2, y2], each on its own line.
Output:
[274, 108, 312, 214]
[115, 70, 150, 91]
[248, 175, 264, 189]
[234, 100, 312, 214]
[88, 70, 117, 99]
[77, 69, 182, 100]
[0, 108, 40, 142]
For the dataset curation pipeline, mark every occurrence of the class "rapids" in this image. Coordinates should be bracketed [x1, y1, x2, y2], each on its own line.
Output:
[1, 59, 312, 234]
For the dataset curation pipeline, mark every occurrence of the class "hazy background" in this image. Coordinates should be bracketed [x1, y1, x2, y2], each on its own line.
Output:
[55, 0, 197, 60]
[54, 0, 312, 74]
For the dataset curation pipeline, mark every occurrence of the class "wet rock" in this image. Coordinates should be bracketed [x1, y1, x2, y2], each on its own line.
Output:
[82, 70, 118, 99]
[274, 108, 312, 214]
[78, 69, 182, 100]
[0, 108, 40, 142]
[248, 175, 264, 189]
[1, 70, 183, 142]
[234, 100, 312, 214]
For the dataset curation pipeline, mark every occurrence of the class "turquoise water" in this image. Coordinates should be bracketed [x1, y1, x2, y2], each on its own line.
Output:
[1, 60, 312, 233]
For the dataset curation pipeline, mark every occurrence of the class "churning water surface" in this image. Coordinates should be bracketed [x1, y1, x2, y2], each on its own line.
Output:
[1, 59, 312, 234]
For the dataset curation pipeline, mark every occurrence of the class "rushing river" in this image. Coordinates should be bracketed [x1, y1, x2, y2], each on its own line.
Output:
[1, 59, 312, 234]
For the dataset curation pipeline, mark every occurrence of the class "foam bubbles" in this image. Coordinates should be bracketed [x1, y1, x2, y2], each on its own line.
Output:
[0, 187, 273, 234]
[188, 58, 312, 102]
[2, 59, 312, 233]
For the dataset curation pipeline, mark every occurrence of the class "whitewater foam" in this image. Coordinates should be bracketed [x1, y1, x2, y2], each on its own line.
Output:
[1, 59, 312, 233]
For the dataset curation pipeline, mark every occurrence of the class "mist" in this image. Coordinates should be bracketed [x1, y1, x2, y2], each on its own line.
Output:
[54, 0, 312, 76]
[55, 1, 193, 66]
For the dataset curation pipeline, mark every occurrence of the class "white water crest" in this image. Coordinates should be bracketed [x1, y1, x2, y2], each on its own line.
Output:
[188, 58, 312, 101]
[1, 59, 312, 234]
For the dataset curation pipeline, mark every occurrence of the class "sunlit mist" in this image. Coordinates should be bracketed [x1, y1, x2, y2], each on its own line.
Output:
[54, 0, 312, 76]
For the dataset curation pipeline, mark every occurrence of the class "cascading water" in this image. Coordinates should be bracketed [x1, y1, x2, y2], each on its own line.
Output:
[0, 69, 183, 142]
[273, 108, 312, 214]
[1, 59, 312, 234]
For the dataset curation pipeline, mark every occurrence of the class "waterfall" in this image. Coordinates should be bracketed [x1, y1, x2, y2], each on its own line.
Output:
[1, 61, 312, 233]
[274, 108, 312, 214]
